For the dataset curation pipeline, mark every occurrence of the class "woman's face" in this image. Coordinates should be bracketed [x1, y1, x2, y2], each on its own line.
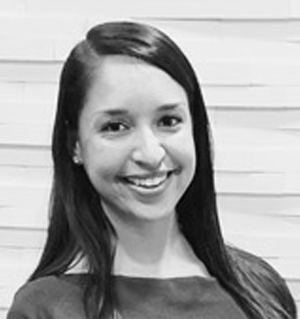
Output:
[76, 55, 196, 223]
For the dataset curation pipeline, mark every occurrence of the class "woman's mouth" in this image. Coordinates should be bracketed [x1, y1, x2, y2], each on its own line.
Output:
[122, 171, 174, 190]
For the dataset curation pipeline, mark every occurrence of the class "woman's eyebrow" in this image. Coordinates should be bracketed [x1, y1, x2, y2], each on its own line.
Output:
[157, 103, 186, 112]
[92, 103, 185, 117]
[95, 109, 129, 116]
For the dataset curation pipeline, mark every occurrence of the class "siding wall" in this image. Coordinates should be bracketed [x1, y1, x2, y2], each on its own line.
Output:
[1, 0, 300, 317]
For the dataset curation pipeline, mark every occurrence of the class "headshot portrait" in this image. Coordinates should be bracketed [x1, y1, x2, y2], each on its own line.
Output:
[1, 2, 299, 319]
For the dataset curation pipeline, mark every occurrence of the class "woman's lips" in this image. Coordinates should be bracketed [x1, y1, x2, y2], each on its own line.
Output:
[121, 170, 175, 189]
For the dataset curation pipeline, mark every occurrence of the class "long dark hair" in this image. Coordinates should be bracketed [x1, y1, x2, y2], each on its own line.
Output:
[29, 21, 296, 318]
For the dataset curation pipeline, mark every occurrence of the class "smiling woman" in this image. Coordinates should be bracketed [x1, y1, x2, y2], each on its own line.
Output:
[75, 56, 195, 224]
[7, 21, 296, 319]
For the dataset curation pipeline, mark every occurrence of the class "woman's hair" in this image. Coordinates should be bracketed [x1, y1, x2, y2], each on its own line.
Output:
[228, 247, 297, 319]
[29, 21, 296, 318]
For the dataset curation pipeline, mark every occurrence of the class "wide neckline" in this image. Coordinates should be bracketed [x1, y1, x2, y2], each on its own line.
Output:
[62, 272, 217, 287]
[112, 274, 217, 283]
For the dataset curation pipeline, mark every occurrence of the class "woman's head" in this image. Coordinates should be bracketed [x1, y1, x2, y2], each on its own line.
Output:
[53, 21, 213, 231]
[73, 55, 196, 224]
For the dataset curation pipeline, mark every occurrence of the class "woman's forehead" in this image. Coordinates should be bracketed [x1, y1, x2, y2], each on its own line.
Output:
[83, 55, 189, 113]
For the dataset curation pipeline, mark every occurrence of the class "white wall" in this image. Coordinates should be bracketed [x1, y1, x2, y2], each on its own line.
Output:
[1, 0, 300, 317]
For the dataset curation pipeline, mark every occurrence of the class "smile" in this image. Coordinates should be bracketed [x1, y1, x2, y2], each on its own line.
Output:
[122, 171, 174, 189]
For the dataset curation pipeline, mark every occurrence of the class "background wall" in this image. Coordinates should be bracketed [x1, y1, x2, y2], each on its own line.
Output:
[1, 0, 300, 317]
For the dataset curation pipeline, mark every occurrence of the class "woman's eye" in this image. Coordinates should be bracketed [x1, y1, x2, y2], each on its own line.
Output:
[101, 121, 129, 133]
[158, 116, 182, 128]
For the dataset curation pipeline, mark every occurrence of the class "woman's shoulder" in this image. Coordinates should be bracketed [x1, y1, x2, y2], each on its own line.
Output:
[7, 275, 85, 319]
[227, 246, 297, 319]
[227, 246, 288, 286]
[13, 275, 84, 304]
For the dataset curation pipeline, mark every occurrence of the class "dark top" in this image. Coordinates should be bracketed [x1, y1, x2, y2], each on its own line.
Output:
[7, 274, 248, 319]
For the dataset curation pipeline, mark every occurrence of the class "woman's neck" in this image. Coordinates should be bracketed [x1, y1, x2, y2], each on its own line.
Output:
[111, 213, 209, 278]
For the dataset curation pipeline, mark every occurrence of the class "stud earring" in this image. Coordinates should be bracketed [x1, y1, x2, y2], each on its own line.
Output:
[73, 155, 82, 165]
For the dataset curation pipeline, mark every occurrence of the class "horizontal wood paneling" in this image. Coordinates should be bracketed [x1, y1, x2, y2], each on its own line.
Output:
[143, 19, 300, 42]
[0, 0, 292, 18]
[2, 15, 300, 42]
[2, 86, 300, 124]
[1, 61, 299, 86]
[1, 2, 300, 314]
[2, 125, 300, 173]
[0, 228, 46, 248]
[218, 194, 300, 217]
[0, 61, 61, 82]
[0, 146, 51, 167]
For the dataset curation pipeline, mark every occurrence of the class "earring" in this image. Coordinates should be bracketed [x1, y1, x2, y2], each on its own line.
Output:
[73, 154, 82, 165]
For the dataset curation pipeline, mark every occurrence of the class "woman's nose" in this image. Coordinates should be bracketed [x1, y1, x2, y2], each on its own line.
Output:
[131, 128, 166, 169]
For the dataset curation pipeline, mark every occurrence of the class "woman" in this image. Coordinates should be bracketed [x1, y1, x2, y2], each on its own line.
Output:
[8, 21, 296, 319]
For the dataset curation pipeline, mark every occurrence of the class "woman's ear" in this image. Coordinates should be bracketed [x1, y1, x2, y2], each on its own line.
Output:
[67, 130, 83, 165]
[73, 141, 83, 165]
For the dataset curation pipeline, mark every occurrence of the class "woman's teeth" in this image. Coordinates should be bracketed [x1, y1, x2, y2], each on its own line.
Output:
[125, 174, 169, 189]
